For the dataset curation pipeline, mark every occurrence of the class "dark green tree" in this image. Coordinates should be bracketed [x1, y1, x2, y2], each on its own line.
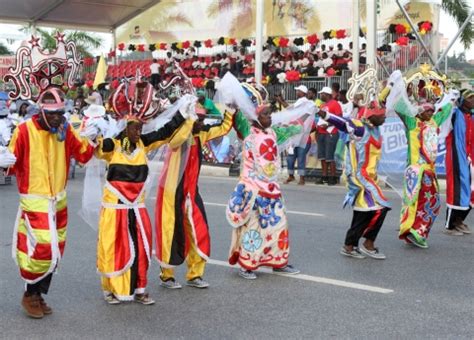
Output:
[0, 42, 12, 55]
[20, 27, 103, 57]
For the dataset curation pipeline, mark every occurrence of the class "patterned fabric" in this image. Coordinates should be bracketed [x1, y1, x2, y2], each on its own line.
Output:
[400, 169, 440, 238]
[227, 114, 299, 269]
[8, 115, 94, 284]
[324, 113, 390, 211]
[395, 100, 451, 239]
[96, 139, 152, 300]
[156, 112, 234, 267]
[96, 114, 186, 300]
[229, 197, 289, 270]
[445, 107, 474, 209]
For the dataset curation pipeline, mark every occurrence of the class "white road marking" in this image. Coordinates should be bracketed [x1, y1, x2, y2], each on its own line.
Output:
[204, 202, 325, 217]
[207, 259, 394, 294]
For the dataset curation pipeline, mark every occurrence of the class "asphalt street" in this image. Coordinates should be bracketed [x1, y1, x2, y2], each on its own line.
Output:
[0, 170, 473, 339]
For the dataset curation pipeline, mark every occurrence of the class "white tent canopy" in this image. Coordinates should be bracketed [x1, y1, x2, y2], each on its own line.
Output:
[0, 0, 162, 32]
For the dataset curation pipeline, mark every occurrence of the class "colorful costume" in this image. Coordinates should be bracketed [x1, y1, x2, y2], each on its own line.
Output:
[445, 101, 474, 229]
[2, 32, 89, 318]
[95, 114, 189, 301]
[227, 111, 300, 270]
[394, 101, 452, 242]
[156, 111, 233, 282]
[8, 114, 94, 286]
[324, 112, 391, 250]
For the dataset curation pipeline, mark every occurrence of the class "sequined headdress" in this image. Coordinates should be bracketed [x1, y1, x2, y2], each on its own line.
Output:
[4, 33, 82, 101]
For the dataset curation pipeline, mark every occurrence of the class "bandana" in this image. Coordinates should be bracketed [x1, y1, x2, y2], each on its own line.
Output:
[461, 89, 474, 100]
[361, 101, 385, 118]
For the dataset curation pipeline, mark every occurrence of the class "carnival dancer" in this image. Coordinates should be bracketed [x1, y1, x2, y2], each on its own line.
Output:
[444, 89, 474, 235]
[1, 88, 96, 318]
[227, 105, 303, 279]
[91, 89, 194, 304]
[388, 94, 454, 248]
[318, 101, 390, 259]
[155, 103, 234, 289]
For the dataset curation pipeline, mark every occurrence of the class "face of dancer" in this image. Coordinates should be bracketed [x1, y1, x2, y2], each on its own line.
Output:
[257, 106, 272, 129]
[368, 114, 386, 127]
[462, 95, 474, 113]
[126, 121, 143, 144]
[40, 110, 64, 130]
[418, 109, 434, 122]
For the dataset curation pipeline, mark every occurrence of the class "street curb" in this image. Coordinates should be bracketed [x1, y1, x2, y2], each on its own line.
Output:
[199, 165, 448, 191]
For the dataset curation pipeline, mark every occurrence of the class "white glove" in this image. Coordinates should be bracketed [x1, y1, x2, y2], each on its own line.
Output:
[181, 100, 198, 121]
[0, 121, 12, 146]
[0, 146, 16, 168]
[80, 124, 99, 140]
[103, 118, 125, 139]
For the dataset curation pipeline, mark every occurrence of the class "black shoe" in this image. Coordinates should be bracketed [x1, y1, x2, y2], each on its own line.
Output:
[327, 176, 337, 186]
[315, 176, 327, 184]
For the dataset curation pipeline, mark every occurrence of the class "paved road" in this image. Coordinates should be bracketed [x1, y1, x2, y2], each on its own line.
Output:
[0, 171, 473, 339]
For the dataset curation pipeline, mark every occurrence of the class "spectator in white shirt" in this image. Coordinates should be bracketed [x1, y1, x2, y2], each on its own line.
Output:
[335, 43, 346, 58]
[174, 49, 184, 62]
[164, 52, 174, 73]
[199, 57, 207, 69]
[262, 45, 272, 75]
[319, 44, 327, 58]
[220, 53, 231, 77]
[149, 59, 160, 88]
[327, 46, 335, 58]
[313, 54, 323, 69]
[192, 56, 200, 69]
[321, 52, 333, 69]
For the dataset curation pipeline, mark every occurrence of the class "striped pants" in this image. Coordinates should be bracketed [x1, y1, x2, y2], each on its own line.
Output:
[344, 208, 389, 247]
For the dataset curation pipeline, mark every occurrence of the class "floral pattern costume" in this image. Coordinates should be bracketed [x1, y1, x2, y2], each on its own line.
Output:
[227, 112, 299, 270]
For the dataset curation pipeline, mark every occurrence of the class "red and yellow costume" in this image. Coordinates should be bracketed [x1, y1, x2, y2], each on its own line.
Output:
[156, 111, 233, 281]
[8, 115, 94, 284]
[95, 114, 190, 300]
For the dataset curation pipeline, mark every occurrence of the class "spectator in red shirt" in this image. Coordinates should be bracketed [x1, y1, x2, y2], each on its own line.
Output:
[316, 86, 343, 185]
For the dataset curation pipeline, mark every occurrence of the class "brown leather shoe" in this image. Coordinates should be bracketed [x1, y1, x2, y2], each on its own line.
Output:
[39, 295, 53, 315]
[284, 175, 295, 184]
[21, 293, 44, 319]
[298, 176, 305, 185]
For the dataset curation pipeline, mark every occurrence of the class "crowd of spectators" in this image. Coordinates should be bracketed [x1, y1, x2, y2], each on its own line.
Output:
[146, 42, 366, 87]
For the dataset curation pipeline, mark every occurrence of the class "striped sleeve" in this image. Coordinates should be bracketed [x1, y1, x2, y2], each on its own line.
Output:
[67, 126, 95, 164]
[199, 111, 233, 142]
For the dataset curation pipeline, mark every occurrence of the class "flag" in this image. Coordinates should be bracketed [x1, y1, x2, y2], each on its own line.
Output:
[93, 55, 107, 90]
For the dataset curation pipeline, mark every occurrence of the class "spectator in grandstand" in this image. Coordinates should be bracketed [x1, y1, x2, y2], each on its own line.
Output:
[321, 52, 333, 70]
[150, 59, 161, 88]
